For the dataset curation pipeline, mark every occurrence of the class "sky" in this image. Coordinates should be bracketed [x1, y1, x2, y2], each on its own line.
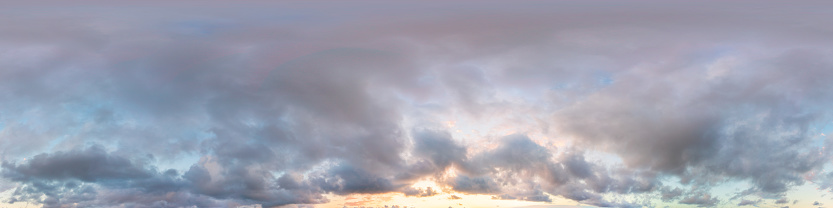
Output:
[1, 1, 833, 208]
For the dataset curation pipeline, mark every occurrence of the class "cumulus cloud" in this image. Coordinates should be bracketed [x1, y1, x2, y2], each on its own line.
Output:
[444, 134, 657, 206]
[2, 146, 216, 207]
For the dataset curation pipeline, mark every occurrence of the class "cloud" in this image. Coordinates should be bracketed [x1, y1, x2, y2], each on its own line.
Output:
[679, 193, 719, 207]
[397, 129, 467, 181]
[552, 43, 833, 201]
[737, 199, 761, 206]
[776, 197, 789, 204]
[1, 145, 332, 207]
[402, 187, 438, 197]
[312, 163, 403, 195]
[491, 193, 552, 203]
[1, 146, 218, 207]
[491, 194, 516, 200]
[2, 0, 833, 207]
[443, 134, 658, 206]
[660, 187, 684, 202]
[449, 175, 501, 195]
[2, 146, 153, 183]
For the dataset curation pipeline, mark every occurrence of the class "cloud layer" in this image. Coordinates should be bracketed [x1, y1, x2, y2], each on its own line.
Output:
[2, 1, 833, 207]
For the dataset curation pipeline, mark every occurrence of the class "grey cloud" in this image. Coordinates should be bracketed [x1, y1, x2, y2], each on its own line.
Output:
[396, 129, 467, 182]
[776, 198, 789, 204]
[312, 164, 402, 195]
[0, 17, 418, 205]
[660, 187, 683, 202]
[491, 189, 551, 203]
[491, 194, 516, 200]
[0, 146, 213, 207]
[460, 134, 552, 175]
[679, 193, 719, 207]
[553, 45, 833, 198]
[402, 187, 438, 197]
[412, 130, 466, 172]
[449, 175, 501, 195]
[446, 134, 657, 206]
[2, 146, 153, 183]
[737, 199, 761, 206]
[2, 146, 328, 207]
[522, 194, 551, 202]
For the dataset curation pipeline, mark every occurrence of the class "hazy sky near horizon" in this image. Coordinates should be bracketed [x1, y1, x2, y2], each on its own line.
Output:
[2, 1, 833, 208]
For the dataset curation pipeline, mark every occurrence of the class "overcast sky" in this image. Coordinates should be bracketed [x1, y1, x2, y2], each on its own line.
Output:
[2, 1, 833, 208]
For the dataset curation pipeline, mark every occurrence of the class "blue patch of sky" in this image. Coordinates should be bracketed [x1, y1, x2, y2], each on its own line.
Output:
[156, 130, 215, 172]
[158, 153, 201, 172]
[39, 102, 114, 151]
[44, 134, 69, 153]
[15, 110, 31, 126]
[812, 122, 833, 147]
[594, 70, 614, 87]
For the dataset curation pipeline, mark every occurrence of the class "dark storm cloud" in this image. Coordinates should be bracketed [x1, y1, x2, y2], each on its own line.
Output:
[2, 0, 833, 207]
